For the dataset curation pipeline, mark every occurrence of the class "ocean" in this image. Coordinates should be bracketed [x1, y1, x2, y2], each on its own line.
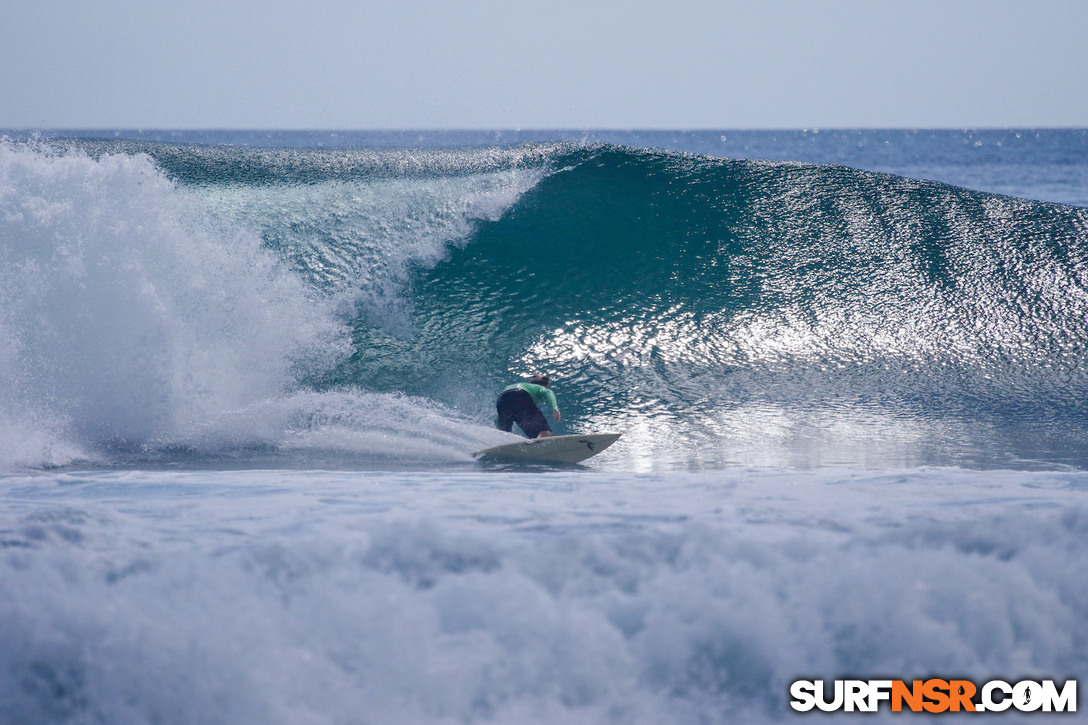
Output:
[1, 129, 1086, 723]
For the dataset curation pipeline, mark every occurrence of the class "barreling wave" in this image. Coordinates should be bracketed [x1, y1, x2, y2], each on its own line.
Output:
[319, 144, 1088, 466]
[3, 138, 1088, 469]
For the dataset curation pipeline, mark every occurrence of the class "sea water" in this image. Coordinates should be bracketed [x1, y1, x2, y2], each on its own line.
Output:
[1, 130, 1086, 723]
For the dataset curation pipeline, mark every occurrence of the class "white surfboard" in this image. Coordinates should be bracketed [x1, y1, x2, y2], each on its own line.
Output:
[473, 433, 621, 464]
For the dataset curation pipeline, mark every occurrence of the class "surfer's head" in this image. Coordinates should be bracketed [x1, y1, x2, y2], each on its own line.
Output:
[529, 374, 550, 387]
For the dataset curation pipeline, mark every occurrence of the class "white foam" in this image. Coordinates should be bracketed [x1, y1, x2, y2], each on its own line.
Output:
[168, 388, 512, 465]
[0, 140, 347, 469]
[0, 467, 1084, 723]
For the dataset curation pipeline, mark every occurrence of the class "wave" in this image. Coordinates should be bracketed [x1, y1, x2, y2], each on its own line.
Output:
[330, 145, 1088, 465]
[3, 139, 1088, 469]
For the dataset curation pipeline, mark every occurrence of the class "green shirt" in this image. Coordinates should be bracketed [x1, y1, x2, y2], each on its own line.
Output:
[503, 382, 558, 412]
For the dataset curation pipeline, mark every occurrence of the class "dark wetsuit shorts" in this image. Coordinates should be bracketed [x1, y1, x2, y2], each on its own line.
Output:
[496, 388, 551, 438]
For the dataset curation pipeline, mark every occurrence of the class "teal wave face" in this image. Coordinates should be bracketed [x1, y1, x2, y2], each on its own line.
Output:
[317, 145, 1088, 466]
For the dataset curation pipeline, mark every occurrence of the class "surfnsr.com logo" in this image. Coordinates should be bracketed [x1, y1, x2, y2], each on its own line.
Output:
[790, 679, 1077, 713]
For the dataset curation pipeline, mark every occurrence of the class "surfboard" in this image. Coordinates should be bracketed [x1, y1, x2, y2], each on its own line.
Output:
[473, 433, 621, 464]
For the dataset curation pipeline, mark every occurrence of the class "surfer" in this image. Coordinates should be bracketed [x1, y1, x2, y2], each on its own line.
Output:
[495, 374, 562, 438]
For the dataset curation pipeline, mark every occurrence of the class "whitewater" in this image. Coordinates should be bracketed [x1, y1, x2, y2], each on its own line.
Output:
[1, 130, 1086, 724]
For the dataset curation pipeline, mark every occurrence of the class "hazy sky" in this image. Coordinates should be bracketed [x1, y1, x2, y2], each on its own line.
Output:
[4, 0, 1087, 129]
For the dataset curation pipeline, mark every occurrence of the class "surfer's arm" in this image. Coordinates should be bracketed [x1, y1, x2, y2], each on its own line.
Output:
[542, 388, 560, 421]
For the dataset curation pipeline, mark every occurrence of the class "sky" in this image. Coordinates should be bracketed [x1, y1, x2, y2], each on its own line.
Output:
[3, 0, 1087, 130]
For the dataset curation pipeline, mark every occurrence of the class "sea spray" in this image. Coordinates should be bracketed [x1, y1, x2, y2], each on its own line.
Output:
[193, 165, 544, 336]
[0, 140, 346, 468]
